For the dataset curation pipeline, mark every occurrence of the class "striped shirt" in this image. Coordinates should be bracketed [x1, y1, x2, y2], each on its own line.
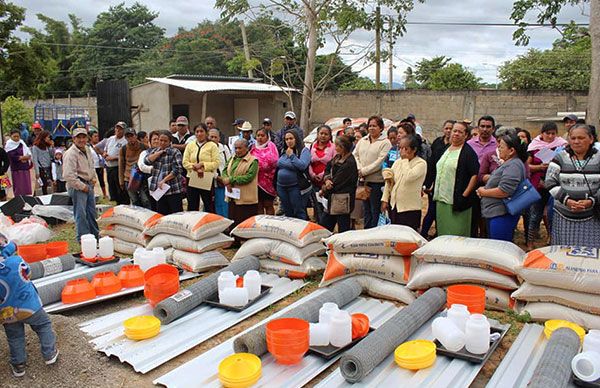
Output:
[546, 149, 600, 219]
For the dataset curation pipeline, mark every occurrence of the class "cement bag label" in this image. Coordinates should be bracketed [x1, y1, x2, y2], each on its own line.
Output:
[322, 224, 426, 256]
[171, 289, 193, 302]
[41, 257, 63, 276]
[413, 235, 524, 275]
[516, 245, 600, 295]
[231, 215, 331, 247]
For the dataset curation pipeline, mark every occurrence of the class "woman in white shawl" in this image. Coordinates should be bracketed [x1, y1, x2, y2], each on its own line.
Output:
[6, 129, 33, 195]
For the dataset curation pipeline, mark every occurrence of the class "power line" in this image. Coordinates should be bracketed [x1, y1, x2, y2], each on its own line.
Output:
[403, 21, 589, 27]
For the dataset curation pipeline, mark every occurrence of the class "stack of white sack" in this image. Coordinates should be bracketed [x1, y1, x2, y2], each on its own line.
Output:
[0, 214, 52, 245]
[144, 211, 233, 273]
[97, 205, 161, 254]
[319, 225, 427, 305]
[513, 245, 600, 329]
[409, 236, 523, 311]
[230, 215, 330, 279]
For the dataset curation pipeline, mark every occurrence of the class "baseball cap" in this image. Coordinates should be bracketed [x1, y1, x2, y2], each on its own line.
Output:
[124, 128, 136, 136]
[176, 116, 189, 126]
[262, 118, 272, 124]
[115, 121, 127, 129]
[563, 114, 578, 122]
[284, 111, 296, 119]
[407, 113, 416, 120]
[32, 122, 42, 129]
[232, 118, 245, 126]
[72, 128, 88, 137]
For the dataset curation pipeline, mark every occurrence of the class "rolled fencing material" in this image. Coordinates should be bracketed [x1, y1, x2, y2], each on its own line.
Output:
[340, 287, 446, 383]
[153, 256, 260, 325]
[36, 261, 128, 305]
[529, 327, 581, 388]
[233, 278, 363, 356]
[30, 254, 76, 280]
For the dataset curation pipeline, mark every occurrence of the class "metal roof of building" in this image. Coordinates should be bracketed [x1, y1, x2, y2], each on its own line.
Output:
[79, 273, 304, 374]
[147, 77, 297, 93]
[485, 323, 577, 388]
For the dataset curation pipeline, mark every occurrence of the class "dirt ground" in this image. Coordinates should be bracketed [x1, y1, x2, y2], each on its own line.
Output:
[0, 210, 550, 387]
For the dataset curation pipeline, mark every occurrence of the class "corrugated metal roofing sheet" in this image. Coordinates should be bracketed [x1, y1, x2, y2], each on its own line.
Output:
[485, 323, 577, 388]
[79, 273, 304, 373]
[315, 318, 508, 388]
[147, 77, 297, 93]
[154, 294, 399, 388]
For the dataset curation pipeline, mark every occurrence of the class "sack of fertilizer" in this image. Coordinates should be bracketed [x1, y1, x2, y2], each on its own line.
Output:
[520, 302, 600, 330]
[322, 224, 426, 256]
[515, 246, 600, 294]
[512, 282, 600, 315]
[143, 211, 233, 240]
[259, 257, 326, 279]
[170, 250, 229, 273]
[232, 238, 325, 265]
[407, 262, 519, 291]
[100, 224, 151, 246]
[98, 205, 161, 230]
[146, 233, 234, 252]
[351, 275, 416, 305]
[319, 251, 412, 287]
[231, 215, 331, 247]
[114, 238, 144, 256]
[413, 235, 524, 275]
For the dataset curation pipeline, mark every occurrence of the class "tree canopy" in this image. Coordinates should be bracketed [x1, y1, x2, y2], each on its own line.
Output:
[404, 56, 481, 90]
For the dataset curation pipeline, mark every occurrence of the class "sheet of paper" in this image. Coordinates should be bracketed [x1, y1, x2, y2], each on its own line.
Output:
[225, 187, 241, 200]
[536, 147, 557, 164]
[315, 192, 328, 208]
[228, 136, 238, 152]
[150, 183, 170, 201]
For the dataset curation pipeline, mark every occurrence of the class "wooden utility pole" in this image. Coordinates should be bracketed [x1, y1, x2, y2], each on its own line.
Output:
[240, 20, 253, 79]
[388, 19, 393, 90]
[589, 0, 600, 128]
[375, 6, 381, 88]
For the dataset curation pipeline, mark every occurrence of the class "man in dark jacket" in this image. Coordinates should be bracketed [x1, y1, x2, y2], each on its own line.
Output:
[275, 111, 303, 153]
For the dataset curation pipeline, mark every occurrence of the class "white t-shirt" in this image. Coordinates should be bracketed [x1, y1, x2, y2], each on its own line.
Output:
[104, 136, 127, 167]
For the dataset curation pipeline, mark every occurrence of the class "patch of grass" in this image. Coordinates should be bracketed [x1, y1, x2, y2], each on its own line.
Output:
[49, 223, 79, 252]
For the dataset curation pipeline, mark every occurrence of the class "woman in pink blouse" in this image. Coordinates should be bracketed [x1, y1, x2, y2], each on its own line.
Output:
[250, 127, 279, 215]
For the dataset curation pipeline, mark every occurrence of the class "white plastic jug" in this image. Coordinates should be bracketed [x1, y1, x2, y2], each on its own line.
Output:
[310, 323, 330, 346]
[134, 248, 155, 272]
[151, 247, 167, 266]
[319, 302, 339, 324]
[447, 304, 470, 333]
[432, 317, 466, 352]
[584, 330, 600, 353]
[329, 310, 352, 348]
[465, 314, 491, 355]
[218, 272, 237, 294]
[219, 287, 249, 307]
[98, 236, 114, 259]
[572, 351, 600, 382]
[244, 270, 262, 300]
[81, 236, 97, 259]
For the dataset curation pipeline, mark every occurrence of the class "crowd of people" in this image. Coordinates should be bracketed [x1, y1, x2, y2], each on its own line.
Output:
[11, 110, 593, 248]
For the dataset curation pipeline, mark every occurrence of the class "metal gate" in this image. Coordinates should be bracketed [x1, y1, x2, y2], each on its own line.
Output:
[96, 79, 130, 138]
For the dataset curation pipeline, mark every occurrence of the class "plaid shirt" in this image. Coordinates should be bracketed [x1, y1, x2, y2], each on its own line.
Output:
[144, 146, 184, 195]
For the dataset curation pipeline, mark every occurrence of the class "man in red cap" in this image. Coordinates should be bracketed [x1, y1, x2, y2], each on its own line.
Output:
[27, 122, 43, 147]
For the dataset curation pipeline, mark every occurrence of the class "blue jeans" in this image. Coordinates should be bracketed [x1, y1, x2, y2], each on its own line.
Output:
[214, 186, 229, 217]
[69, 183, 99, 241]
[277, 185, 308, 220]
[3, 309, 56, 365]
[363, 182, 384, 229]
[486, 213, 520, 242]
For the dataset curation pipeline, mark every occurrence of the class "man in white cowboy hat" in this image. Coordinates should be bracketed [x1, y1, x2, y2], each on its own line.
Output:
[237, 121, 256, 148]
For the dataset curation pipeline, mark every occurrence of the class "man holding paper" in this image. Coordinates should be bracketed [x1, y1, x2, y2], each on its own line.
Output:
[218, 138, 258, 233]
[183, 124, 220, 212]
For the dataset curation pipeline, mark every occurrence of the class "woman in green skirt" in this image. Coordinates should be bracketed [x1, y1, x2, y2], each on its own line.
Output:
[433, 121, 479, 236]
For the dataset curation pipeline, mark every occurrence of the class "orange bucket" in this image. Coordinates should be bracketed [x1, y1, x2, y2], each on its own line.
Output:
[46, 241, 69, 257]
[61, 278, 96, 304]
[91, 272, 122, 295]
[118, 265, 145, 288]
[144, 264, 179, 307]
[18, 244, 47, 263]
[447, 285, 486, 314]
[351, 313, 370, 339]
[266, 318, 309, 365]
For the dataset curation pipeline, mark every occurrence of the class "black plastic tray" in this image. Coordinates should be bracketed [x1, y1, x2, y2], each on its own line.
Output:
[74, 253, 121, 267]
[309, 327, 375, 360]
[433, 325, 509, 363]
[573, 376, 600, 387]
[204, 285, 272, 312]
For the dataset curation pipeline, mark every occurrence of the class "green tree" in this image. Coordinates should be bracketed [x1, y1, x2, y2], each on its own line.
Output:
[411, 56, 451, 89]
[428, 63, 481, 90]
[69, 2, 165, 90]
[340, 76, 384, 90]
[1, 96, 33, 132]
[403, 67, 419, 89]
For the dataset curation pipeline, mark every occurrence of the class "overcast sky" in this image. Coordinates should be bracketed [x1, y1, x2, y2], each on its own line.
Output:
[13, 0, 590, 84]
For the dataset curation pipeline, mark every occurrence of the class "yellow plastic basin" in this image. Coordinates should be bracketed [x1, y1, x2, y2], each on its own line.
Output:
[218, 353, 262, 388]
[394, 340, 437, 370]
[544, 319, 585, 343]
[123, 316, 161, 341]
